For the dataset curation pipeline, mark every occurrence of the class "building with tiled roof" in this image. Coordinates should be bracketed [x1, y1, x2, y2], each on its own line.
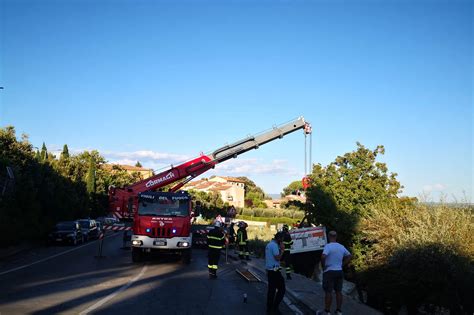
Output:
[264, 194, 306, 209]
[183, 176, 245, 208]
[102, 164, 154, 179]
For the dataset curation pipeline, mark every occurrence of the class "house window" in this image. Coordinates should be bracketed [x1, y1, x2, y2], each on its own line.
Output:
[227, 196, 233, 201]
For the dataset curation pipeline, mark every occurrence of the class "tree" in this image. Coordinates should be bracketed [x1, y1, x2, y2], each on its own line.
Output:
[187, 189, 229, 219]
[281, 180, 303, 197]
[135, 161, 142, 168]
[86, 156, 96, 194]
[60, 144, 70, 160]
[40, 142, 47, 161]
[236, 176, 267, 208]
[0, 126, 89, 246]
[305, 143, 402, 257]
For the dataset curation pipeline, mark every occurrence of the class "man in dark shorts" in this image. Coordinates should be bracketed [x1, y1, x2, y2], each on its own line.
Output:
[321, 231, 352, 315]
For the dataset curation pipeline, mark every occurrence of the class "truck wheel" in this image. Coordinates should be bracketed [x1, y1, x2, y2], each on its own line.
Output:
[181, 249, 191, 264]
[132, 247, 143, 262]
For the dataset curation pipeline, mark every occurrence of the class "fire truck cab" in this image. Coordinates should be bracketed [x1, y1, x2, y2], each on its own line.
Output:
[131, 191, 193, 263]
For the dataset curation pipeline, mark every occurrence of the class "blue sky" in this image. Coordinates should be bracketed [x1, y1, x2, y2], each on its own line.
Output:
[1, 0, 472, 201]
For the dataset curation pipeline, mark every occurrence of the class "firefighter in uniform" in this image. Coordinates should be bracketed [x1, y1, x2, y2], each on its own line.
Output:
[207, 220, 225, 279]
[282, 224, 294, 280]
[237, 221, 250, 261]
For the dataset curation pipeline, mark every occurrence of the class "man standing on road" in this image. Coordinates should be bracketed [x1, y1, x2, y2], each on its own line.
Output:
[265, 232, 286, 314]
[320, 230, 352, 315]
[207, 221, 225, 279]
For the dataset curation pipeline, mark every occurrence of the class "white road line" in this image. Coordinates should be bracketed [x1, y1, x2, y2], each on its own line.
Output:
[0, 233, 119, 276]
[79, 264, 148, 315]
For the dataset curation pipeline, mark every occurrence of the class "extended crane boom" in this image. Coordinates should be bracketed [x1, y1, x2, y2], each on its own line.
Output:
[108, 117, 311, 220]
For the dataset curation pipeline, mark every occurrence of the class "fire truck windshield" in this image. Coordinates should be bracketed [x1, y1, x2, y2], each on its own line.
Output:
[138, 197, 189, 217]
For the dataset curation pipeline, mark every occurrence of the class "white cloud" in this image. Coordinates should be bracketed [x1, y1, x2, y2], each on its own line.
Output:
[103, 150, 190, 164]
[97, 149, 300, 177]
[95, 150, 190, 172]
[211, 158, 301, 176]
[422, 183, 447, 192]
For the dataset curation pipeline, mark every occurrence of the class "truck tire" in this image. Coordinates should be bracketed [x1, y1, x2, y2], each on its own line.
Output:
[181, 249, 192, 264]
[132, 247, 143, 262]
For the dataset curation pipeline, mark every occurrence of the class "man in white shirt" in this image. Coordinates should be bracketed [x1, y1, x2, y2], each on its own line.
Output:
[320, 230, 352, 315]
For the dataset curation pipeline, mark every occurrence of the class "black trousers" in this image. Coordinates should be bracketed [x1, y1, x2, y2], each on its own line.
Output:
[208, 248, 220, 275]
[282, 251, 293, 274]
[266, 270, 286, 310]
[238, 243, 249, 258]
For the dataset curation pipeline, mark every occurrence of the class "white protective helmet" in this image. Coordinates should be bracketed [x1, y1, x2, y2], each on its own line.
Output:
[214, 220, 222, 228]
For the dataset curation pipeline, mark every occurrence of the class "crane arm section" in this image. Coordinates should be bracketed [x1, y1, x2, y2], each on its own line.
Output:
[108, 116, 311, 218]
[210, 117, 309, 164]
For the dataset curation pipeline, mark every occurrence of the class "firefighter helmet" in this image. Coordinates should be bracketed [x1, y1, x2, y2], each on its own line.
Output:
[282, 224, 289, 232]
[274, 231, 285, 240]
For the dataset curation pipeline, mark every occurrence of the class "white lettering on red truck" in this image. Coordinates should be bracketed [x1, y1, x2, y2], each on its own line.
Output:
[145, 172, 175, 188]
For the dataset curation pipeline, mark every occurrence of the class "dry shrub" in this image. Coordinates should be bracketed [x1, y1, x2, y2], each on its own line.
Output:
[359, 202, 473, 314]
[361, 202, 473, 266]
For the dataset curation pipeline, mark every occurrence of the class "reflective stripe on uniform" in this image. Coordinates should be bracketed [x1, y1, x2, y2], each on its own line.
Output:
[207, 235, 225, 240]
[209, 245, 223, 249]
[208, 265, 218, 269]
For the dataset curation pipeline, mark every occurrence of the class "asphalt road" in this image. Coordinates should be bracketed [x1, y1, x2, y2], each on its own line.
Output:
[0, 233, 294, 315]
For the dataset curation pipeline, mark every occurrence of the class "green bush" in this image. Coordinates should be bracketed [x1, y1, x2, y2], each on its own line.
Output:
[241, 208, 254, 217]
[247, 238, 267, 258]
[253, 208, 264, 217]
[359, 243, 473, 314]
[236, 214, 298, 225]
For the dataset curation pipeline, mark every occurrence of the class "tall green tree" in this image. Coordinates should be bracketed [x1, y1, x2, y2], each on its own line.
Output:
[0, 126, 89, 246]
[40, 142, 47, 161]
[86, 156, 96, 194]
[60, 144, 70, 160]
[305, 143, 402, 262]
[135, 161, 142, 168]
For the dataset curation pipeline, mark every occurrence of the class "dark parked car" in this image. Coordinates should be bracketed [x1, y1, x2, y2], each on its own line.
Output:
[48, 221, 84, 245]
[78, 219, 99, 241]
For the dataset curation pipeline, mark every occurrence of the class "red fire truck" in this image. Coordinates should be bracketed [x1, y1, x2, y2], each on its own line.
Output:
[108, 117, 312, 262]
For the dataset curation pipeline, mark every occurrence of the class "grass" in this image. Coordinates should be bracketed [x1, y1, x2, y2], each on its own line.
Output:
[236, 214, 299, 225]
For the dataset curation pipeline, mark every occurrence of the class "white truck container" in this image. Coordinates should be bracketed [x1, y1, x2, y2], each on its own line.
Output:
[289, 226, 327, 254]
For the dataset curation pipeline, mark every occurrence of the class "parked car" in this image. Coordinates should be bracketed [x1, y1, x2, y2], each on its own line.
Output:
[105, 217, 119, 225]
[97, 216, 118, 225]
[48, 221, 84, 246]
[77, 219, 99, 241]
